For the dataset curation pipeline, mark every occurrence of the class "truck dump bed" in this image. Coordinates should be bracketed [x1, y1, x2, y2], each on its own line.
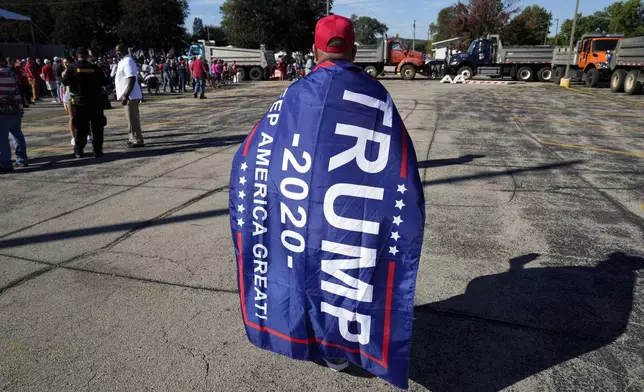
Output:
[611, 36, 644, 67]
[552, 47, 578, 67]
[497, 46, 554, 64]
[206, 46, 276, 68]
[355, 40, 386, 64]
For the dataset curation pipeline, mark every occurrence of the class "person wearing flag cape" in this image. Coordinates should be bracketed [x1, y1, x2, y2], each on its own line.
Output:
[229, 15, 425, 389]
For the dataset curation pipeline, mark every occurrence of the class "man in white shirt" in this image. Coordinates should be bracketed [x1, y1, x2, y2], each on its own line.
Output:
[115, 44, 144, 147]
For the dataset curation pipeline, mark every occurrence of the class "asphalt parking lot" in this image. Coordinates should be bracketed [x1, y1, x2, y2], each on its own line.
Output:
[1, 79, 643, 392]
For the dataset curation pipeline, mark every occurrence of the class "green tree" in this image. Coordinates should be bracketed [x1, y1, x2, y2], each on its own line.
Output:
[502, 5, 552, 45]
[450, 0, 521, 41]
[118, 0, 189, 50]
[221, 0, 330, 52]
[193, 17, 204, 37]
[350, 14, 388, 45]
[192, 25, 229, 46]
[555, 11, 611, 45]
[606, 0, 644, 36]
[434, 6, 456, 41]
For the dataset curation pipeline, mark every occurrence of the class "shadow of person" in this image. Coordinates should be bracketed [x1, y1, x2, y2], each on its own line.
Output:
[417, 154, 486, 169]
[410, 252, 644, 391]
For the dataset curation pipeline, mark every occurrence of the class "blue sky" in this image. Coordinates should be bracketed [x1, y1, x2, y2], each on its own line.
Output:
[187, 0, 617, 40]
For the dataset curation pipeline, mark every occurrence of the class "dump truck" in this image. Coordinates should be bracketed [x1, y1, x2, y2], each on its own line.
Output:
[447, 35, 554, 81]
[354, 36, 429, 80]
[609, 36, 644, 95]
[186, 40, 276, 81]
[550, 34, 623, 87]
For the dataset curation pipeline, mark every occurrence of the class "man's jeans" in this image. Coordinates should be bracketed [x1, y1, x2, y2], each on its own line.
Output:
[194, 78, 205, 96]
[0, 115, 28, 168]
[162, 73, 173, 92]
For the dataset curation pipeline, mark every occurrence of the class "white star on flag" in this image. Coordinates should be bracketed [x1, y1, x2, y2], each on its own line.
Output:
[239, 176, 247, 185]
[395, 199, 405, 210]
[241, 162, 248, 171]
[390, 231, 400, 241]
[238, 218, 245, 227]
[389, 246, 399, 255]
[397, 184, 407, 194]
[237, 205, 245, 213]
[238, 190, 246, 199]
[393, 215, 403, 225]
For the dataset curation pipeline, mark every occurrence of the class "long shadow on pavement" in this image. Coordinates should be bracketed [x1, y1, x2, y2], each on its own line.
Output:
[418, 154, 486, 168]
[0, 208, 229, 249]
[410, 252, 644, 391]
[19, 134, 247, 173]
[421, 160, 583, 187]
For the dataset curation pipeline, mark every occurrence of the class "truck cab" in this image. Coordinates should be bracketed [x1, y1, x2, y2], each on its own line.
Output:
[448, 37, 494, 78]
[576, 35, 623, 87]
[388, 38, 427, 79]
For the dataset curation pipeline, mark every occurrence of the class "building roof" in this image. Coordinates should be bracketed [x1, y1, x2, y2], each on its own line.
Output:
[432, 37, 461, 48]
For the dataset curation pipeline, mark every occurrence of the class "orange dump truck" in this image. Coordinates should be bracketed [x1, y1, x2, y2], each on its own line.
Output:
[551, 34, 624, 86]
[354, 36, 429, 80]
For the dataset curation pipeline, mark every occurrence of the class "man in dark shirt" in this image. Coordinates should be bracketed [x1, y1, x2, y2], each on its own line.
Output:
[52, 57, 64, 103]
[62, 47, 109, 159]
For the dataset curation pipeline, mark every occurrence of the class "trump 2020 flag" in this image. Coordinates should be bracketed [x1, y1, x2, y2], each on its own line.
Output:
[229, 60, 425, 389]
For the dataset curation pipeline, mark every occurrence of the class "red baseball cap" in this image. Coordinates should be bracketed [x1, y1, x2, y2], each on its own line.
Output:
[315, 15, 355, 53]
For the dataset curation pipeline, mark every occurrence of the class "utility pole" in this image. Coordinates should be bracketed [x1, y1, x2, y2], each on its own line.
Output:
[412, 20, 416, 51]
[564, 0, 580, 80]
[427, 24, 431, 54]
[554, 18, 560, 38]
[326, 0, 329, 16]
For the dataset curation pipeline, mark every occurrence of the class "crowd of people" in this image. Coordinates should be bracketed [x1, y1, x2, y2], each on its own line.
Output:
[1, 46, 318, 173]
[276, 55, 315, 81]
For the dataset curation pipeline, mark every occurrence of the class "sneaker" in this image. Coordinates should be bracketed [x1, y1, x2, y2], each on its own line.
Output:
[94, 151, 104, 158]
[199, 95, 207, 99]
[87, 136, 93, 143]
[14, 161, 28, 168]
[126, 141, 145, 148]
[71, 137, 75, 146]
[323, 359, 349, 372]
[74, 151, 84, 159]
[193, 93, 198, 98]
[51, 100, 58, 103]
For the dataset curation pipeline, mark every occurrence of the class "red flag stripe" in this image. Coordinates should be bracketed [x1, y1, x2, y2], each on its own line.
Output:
[242, 122, 260, 157]
[400, 121, 408, 179]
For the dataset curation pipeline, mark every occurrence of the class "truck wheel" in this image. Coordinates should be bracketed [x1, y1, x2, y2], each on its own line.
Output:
[249, 67, 263, 81]
[537, 67, 552, 82]
[517, 67, 532, 82]
[610, 69, 627, 93]
[237, 68, 247, 82]
[457, 66, 474, 80]
[585, 68, 600, 88]
[400, 64, 416, 80]
[624, 70, 642, 95]
[552, 67, 563, 84]
[364, 66, 378, 78]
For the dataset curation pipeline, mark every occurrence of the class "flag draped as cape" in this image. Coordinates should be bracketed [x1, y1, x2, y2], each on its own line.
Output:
[229, 60, 425, 389]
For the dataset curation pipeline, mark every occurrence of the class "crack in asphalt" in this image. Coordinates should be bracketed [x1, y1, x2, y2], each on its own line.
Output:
[489, 90, 644, 231]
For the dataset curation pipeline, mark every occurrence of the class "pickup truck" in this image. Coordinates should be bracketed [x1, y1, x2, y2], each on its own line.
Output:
[448, 35, 554, 82]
